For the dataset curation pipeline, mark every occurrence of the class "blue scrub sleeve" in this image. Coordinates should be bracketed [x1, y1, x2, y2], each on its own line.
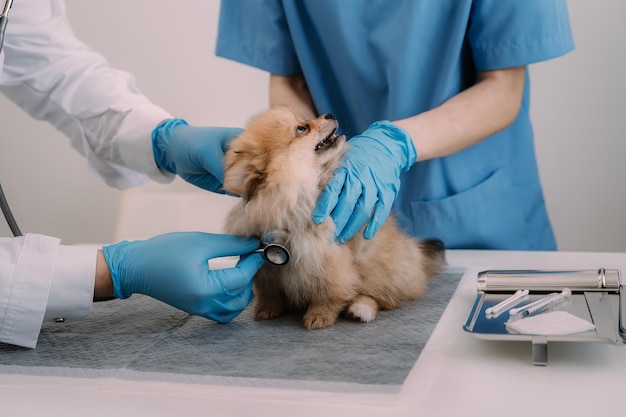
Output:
[470, 0, 574, 70]
[216, 0, 301, 75]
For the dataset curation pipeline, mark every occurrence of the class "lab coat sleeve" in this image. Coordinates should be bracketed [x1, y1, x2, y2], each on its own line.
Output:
[0, 234, 95, 349]
[0, 0, 174, 189]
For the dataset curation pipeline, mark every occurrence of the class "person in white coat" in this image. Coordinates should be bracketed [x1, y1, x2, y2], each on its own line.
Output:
[0, 0, 265, 349]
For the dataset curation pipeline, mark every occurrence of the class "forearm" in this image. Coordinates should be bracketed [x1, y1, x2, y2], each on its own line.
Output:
[394, 66, 526, 162]
[94, 250, 114, 299]
[269, 74, 317, 119]
[270, 68, 525, 163]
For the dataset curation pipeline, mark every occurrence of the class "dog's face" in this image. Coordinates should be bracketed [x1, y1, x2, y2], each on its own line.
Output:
[223, 107, 346, 201]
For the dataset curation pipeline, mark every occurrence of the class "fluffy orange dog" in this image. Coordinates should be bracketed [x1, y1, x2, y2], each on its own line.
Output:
[223, 107, 445, 329]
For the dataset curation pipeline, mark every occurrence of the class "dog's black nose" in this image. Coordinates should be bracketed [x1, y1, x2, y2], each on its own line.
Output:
[322, 113, 335, 120]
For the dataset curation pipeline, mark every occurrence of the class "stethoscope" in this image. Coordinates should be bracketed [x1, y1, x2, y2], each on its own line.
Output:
[0, 0, 20, 237]
[0, 0, 11, 38]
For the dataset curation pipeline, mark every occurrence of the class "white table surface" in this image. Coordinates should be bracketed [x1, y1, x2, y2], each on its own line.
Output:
[2, 249, 625, 417]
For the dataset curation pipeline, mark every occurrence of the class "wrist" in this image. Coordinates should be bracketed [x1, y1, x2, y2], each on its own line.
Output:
[101, 242, 133, 299]
[94, 250, 114, 299]
[362, 120, 417, 171]
[151, 118, 189, 173]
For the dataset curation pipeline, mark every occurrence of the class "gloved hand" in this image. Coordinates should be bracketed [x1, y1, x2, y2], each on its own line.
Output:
[152, 118, 242, 193]
[102, 232, 265, 323]
[312, 121, 417, 243]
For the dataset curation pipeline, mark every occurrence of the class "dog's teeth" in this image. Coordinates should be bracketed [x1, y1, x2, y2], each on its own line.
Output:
[315, 133, 338, 152]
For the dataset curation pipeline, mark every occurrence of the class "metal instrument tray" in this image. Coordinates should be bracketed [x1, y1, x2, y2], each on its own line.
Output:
[462, 269, 624, 365]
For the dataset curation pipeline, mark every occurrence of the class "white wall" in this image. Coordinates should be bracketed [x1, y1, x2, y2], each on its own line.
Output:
[0, 1, 624, 252]
[531, 0, 626, 252]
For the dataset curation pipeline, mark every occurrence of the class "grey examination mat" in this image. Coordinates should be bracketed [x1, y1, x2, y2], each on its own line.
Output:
[0, 270, 462, 393]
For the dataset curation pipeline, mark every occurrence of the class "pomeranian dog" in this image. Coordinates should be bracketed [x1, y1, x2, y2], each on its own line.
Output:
[223, 107, 445, 329]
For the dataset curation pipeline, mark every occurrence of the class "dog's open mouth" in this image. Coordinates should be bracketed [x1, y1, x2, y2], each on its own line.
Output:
[315, 129, 340, 152]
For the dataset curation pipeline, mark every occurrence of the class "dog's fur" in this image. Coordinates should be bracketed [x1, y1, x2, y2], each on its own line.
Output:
[223, 107, 445, 329]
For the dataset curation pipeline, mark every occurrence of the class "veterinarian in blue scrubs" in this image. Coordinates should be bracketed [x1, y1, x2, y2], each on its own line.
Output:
[216, 0, 574, 250]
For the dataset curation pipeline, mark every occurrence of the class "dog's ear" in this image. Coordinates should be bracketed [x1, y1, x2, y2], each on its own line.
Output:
[223, 144, 266, 201]
[242, 167, 266, 202]
[223, 149, 250, 197]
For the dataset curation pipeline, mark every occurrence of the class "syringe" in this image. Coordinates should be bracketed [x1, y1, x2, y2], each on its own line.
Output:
[508, 288, 572, 318]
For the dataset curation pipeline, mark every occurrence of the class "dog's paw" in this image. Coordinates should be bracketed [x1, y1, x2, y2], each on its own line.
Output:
[346, 296, 379, 323]
[303, 311, 338, 329]
[254, 305, 284, 321]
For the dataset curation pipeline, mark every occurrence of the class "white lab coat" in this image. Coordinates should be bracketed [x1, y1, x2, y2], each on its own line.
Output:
[0, 0, 174, 348]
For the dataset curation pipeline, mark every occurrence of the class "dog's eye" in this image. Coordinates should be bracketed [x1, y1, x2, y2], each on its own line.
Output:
[296, 125, 308, 135]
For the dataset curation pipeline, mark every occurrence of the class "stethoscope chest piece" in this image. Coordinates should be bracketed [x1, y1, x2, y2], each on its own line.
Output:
[259, 229, 290, 266]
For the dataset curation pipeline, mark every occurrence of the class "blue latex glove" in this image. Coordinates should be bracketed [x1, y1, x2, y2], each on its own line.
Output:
[102, 232, 265, 323]
[152, 119, 242, 193]
[312, 121, 417, 243]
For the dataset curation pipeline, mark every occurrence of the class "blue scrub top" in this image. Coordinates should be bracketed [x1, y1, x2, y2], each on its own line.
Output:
[216, 0, 574, 250]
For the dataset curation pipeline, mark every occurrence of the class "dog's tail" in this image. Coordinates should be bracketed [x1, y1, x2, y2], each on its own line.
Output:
[418, 238, 447, 276]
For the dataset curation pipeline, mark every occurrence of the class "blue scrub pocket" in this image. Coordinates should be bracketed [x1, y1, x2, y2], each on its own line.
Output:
[409, 169, 529, 250]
